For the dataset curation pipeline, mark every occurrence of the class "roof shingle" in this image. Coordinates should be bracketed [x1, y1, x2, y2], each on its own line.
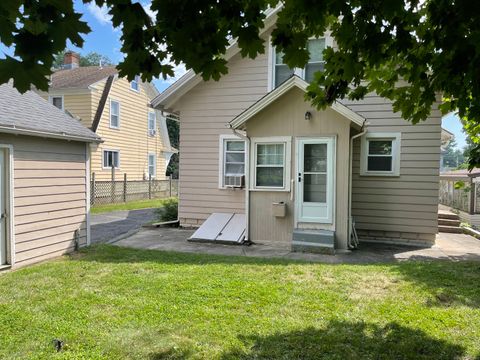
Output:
[50, 66, 118, 89]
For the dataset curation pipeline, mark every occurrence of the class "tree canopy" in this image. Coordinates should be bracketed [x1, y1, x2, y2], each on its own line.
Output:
[52, 50, 113, 69]
[2, 0, 480, 165]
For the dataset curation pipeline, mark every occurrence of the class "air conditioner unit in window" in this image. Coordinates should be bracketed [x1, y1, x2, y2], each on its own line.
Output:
[224, 175, 245, 188]
[148, 129, 156, 136]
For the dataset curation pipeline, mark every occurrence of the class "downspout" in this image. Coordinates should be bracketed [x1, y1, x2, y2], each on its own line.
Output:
[348, 125, 367, 249]
[231, 126, 250, 243]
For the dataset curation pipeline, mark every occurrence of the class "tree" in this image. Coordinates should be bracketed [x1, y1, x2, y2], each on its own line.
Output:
[442, 139, 464, 169]
[52, 50, 113, 69]
[2, 1, 480, 165]
[166, 117, 179, 179]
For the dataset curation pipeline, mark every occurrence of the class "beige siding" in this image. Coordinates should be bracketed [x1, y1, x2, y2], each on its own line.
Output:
[92, 77, 167, 180]
[38, 92, 93, 129]
[246, 87, 351, 248]
[0, 134, 88, 268]
[175, 51, 269, 225]
[342, 95, 441, 245]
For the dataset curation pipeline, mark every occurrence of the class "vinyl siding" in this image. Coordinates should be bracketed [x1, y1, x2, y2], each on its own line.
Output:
[92, 77, 167, 181]
[0, 134, 88, 268]
[174, 51, 269, 225]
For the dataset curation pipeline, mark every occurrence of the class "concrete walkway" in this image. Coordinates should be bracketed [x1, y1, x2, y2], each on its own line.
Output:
[91, 208, 158, 244]
[113, 227, 480, 263]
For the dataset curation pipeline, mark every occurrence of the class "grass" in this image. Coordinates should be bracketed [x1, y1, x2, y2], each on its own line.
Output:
[0, 245, 479, 359]
[91, 198, 174, 214]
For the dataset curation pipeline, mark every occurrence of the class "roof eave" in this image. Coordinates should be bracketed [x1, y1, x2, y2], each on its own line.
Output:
[0, 125, 103, 144]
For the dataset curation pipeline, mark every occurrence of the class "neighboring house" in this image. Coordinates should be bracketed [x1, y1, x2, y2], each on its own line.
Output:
[0, 83, 101, 269]
[152, 8, 442, 252]
[37, 51, 174, 181]
[440, 128, 454, 172]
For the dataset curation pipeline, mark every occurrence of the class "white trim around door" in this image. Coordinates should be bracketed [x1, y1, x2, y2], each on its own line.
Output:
[0, 144, 14, 268]
[295, 137, 335, 225]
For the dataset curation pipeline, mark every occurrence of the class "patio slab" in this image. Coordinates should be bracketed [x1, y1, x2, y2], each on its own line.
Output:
[113, 227, 480, 263]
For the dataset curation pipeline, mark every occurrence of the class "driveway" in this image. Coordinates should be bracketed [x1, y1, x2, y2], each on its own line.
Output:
[91, 208, 158, 244]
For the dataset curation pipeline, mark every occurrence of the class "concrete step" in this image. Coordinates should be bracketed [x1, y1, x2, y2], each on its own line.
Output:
[438, 212, 460, 221]
[438, 218, 461, 227]
[438, 225, 464, 233]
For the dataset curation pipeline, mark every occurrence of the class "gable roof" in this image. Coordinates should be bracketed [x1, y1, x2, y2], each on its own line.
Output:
[0, 83, 102, 143]
[49, 66, 118, 90]
[230, 76, 365, 129]
[151, 5, 282, 111]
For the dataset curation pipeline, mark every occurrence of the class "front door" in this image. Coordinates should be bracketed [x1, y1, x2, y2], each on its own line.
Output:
[296, 138, 335, 224]
[0, 149, 7, 265]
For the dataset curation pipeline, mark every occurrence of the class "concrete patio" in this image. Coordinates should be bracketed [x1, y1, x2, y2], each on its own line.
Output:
[113, 227, 480, 263]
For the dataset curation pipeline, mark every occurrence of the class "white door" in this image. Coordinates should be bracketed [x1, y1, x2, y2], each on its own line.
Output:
[0, 149, 7, 265]
[296, 138, 335, 224]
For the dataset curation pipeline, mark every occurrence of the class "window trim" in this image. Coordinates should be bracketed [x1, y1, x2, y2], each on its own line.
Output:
[360, 132, 401, 176]
[49, 95, 64, 111]
[148, 152, 156, 178]
[250, 136, 291, 191]
[218, 134, 246, 189]
[148, 110, 156, 134]
[109, 99, 120, 129]
[130, 75, 140, 92]
[102, 149, 120, 170]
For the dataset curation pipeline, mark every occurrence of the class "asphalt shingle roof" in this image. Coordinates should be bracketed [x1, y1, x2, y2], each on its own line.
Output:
[50, 66, 118, 89]
[0, 83, 102, 142]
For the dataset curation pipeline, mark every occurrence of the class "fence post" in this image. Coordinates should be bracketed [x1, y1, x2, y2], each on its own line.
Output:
[469, 177, 475, 214]
[149, 174, 152, 199]
[123, 173, 127, 203]
[91, 172, 96, 206]
[169, 175, 172, 197]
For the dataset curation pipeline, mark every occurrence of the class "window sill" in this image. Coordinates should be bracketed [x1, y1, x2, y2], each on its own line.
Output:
[249, 188, 290, 192]
[360, 172, 399, 177]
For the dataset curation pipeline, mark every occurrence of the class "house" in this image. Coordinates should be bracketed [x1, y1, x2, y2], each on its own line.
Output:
[37, 51, 174, 181]
[440, 128, 455, 171]
[152, 9, 442, 253]
[0, 83, 101, 269]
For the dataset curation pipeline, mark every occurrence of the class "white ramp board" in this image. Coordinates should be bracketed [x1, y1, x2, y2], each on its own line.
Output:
[189, 213, 246, 244]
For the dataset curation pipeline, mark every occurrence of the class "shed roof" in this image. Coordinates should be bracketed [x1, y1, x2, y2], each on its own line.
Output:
[0, 83, 102, 143]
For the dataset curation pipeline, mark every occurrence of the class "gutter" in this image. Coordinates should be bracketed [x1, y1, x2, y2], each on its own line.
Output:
[231, 126, 250, 243]
[0, 125, 102, 144]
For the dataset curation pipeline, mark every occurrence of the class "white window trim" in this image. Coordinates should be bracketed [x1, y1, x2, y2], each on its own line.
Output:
[148, 152, 157, 178]
[148, 110, 156, 134]
[109, 99, 120, 129]
[218, 134, 246, 189]
[102, 149, 120, 170]
[250, 136, 291, 191]
[130, 75, 140, 92]
[360, 132, 401, 176]
[48, 95, 64, 111]
[268, 35, 333, 91]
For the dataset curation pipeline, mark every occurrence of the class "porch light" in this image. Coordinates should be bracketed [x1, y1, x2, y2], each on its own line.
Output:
[304, 111, 312, 121]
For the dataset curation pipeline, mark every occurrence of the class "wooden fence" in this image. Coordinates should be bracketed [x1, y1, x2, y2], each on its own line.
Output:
[439, 174, 480, 214]
[91, 172, 178, 206]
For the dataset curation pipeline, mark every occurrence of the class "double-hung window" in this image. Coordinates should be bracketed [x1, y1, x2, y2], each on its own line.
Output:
[49, 96, 63, 110]
[273, 50, 295, 88]
[148, 153, 156, 178]
[252, 137, 291, 190]
[103, 150, 120, 169]
[148, 111, 156, 135]
[219, 135, 246, 188]
[110, 100, 120, 128]
[360, 133, 401, 176]
[130, 75, 140, 91]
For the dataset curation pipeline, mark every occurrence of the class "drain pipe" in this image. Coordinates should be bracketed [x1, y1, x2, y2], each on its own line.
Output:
[348, 126, 367, 249]
[231, 127, 250, 243]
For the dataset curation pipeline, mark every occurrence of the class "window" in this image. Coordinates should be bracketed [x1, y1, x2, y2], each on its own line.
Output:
[360, 133, 401, 176]
[49, 96, 63, 110]
[110, 100, 120, 128]
[219, 135, 246, 188]
[130, 75, 140, 91]
[273, 50, 295, 88]
[251, 137, 291, 190]
[103, 150, 120, 169]
[148, 111, 156, 134]
[148, 153, 156, 178]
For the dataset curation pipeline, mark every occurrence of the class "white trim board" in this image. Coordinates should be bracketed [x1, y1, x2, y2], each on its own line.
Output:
[0, 144, 15, 267]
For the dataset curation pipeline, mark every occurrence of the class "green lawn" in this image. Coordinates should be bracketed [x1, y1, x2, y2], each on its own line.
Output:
[0, 245, 479, 359]
[91, 198, 172, 214]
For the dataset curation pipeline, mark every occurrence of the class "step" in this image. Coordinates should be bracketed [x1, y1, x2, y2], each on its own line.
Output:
[292, 229, 335, 255]
[438, 225, 464, 234]
[438, 212, 460, 221]
[438, 218, 461, 227]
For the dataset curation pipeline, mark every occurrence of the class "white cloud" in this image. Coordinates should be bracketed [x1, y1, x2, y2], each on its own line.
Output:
[86, 3, 112, 25]
[165, 63, 187, 84]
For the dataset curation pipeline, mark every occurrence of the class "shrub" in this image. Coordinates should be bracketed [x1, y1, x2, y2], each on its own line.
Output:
[156, 197, 178, 222]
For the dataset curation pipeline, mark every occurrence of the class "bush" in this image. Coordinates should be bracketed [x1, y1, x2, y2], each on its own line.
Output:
[156, 197, 178, 222]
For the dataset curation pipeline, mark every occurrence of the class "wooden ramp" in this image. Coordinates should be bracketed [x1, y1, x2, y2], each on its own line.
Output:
[189, 213, 246, 244]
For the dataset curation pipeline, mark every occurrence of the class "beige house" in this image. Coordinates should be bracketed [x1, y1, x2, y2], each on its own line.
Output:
[153, 9, 441, 253]
[0, 83, 101, 269]
[38, 52, 174, 181]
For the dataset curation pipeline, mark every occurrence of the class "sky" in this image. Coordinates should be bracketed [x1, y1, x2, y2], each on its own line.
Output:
[0, 1, 468, 148]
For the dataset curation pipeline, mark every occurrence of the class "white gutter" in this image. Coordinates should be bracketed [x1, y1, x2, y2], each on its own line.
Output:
[231, 127, 250, 243]
[348, 127, 367, 248]
[0, 126, 102, 143]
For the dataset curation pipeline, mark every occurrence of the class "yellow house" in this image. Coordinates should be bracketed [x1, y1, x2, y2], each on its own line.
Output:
[38, 52, 175, 181]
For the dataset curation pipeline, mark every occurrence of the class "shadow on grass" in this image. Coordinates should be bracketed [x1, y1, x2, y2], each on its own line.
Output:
[217, 321, 466, 360]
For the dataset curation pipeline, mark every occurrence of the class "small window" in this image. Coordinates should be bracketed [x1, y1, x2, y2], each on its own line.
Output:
[130, 75, 140, 91]
[148, 111, 156, 134]
[360, 133, 401, 176]
[50, 96, 63, 110]
[304, 38, 326, 83]
[110, 100, 120, 128]
[148, 153, 156, 178]
[255, 143, 285, 187]
[219, 136, 246, 188]
[103, 150, 120, 169]
[273, 50, 295, 88]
